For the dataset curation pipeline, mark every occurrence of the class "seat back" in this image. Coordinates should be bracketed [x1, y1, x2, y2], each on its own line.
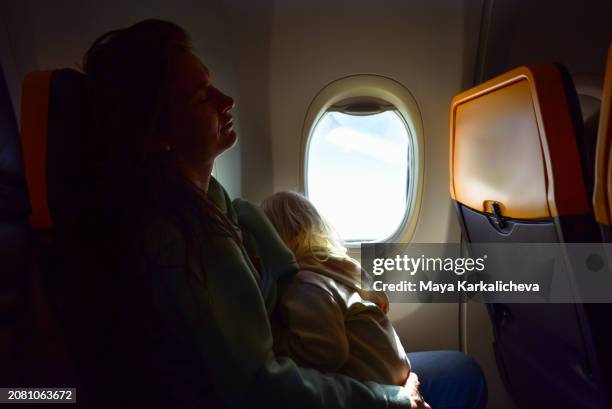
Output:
[20, 69, 88, 319]
[20, 68, 165, 408]
[594, 43, 612, 238]
[19, 69, 91, 402]
[592, 41, 612, 403]
[450, 64, 609, 408]
[21, 69, 91, 232]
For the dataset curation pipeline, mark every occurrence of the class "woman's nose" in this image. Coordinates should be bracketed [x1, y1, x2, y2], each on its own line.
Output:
[219, 91, 235, 113]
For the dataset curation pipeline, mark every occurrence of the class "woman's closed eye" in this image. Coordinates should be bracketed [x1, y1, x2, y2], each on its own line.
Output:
[196, 91, 210, 104]
[195, 86, 221, 104]
[191, 84, 212, 105]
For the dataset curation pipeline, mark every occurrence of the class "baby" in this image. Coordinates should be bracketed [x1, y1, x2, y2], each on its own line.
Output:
[235, 191, 410, 386]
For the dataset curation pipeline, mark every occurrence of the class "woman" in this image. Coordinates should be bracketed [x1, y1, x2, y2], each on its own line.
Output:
[73, 19, 485, 409]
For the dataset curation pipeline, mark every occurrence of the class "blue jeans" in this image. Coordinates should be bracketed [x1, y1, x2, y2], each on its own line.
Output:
[407, 351, 487, 409]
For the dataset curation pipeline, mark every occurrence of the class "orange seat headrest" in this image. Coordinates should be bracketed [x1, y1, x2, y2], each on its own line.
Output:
[450, 64, 589, 220]
[20, 71, 54, 229]
[20, 69, 89, 231]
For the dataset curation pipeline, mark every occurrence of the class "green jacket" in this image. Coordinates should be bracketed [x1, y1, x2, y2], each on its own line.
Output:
[144, 178, 410, 409]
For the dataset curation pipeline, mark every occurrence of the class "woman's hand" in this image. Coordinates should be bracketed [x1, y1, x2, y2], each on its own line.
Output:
[405, 373, 432, 409]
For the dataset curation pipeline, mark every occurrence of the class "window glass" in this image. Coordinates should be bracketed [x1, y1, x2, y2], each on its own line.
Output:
[306, 110, 411, 242]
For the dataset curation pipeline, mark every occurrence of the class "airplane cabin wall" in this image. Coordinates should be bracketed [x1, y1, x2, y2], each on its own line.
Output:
[262, 0, 483, 352]
[268, 0, 475, 244]
[479, 0, 612, 83]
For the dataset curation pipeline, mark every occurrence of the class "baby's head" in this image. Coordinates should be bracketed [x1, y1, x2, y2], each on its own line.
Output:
[261, 191, 346, 262]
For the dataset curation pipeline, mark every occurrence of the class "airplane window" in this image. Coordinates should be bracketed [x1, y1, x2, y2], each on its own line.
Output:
[306, 109, 410, 243]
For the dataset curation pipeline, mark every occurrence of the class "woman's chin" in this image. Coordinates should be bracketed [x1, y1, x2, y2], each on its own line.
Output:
[217, 129, 238, 154]
[223, 129, 238, 149]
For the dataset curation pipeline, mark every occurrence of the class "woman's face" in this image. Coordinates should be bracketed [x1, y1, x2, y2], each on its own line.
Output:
[165, 51, 236, 171]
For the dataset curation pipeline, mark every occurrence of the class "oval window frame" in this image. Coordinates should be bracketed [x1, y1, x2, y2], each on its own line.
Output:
[300, 74, 424, 245]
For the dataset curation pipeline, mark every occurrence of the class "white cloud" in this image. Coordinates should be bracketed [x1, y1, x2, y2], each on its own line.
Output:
[324, 126, 406, 166]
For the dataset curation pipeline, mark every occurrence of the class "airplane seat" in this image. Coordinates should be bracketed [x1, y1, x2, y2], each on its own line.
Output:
[20, 68, 170, 408]
[450, 64, 610, 409]
[592, 42, 612, 405]
[594, 43, 612, 241]
[21, 69, 90, 300]
[20, 68, 105, 405]
[21, 68, 158, 407]
[0, 64, 31, 386]
[574, 75, 603, 191]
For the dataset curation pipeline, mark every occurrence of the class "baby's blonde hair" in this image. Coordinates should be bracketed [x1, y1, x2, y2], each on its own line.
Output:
[261, 191, 347, 263]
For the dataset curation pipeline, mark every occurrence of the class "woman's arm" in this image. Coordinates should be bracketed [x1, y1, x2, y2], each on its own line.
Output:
[275, 276, 350, 372]
[146, 219, 412, 409]
[232, 198, 296, 276]
[232, 198, 298, 307]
